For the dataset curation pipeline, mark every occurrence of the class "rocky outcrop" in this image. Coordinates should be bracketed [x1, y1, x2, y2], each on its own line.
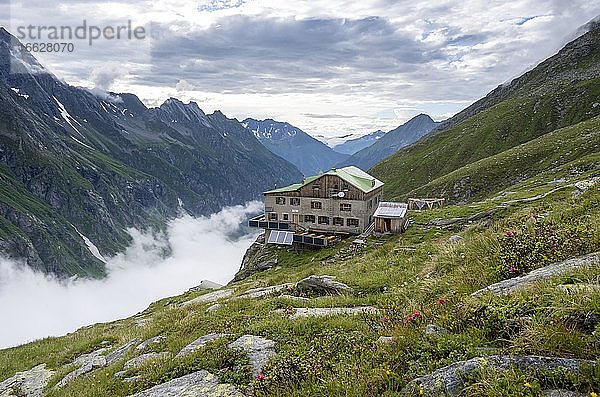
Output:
[232, 235, 278, 282]
[56, 348, 109, 388]
[126, 370, 242, 397]
[180, 289, 234, 306]
[228, 335, 276, 377]
[136, 336, 164, 351]
[236, 283, 295, 299]
[176, 334, 232, 358]
[56, 339, 141, 388]
[402, 355, 594, 396]
[0, 364, 54, 397]
[471, 252, 600, 297]
[295, 275, 354, 295]
[105, 338, 142, 366]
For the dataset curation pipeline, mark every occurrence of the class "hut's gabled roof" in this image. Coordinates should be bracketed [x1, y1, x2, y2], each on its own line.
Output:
[265, 166, 383, 194]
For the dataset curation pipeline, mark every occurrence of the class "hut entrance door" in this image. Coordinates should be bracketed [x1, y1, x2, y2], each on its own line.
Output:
[384, 219, 392, 232]
[292, 214, 299, 225]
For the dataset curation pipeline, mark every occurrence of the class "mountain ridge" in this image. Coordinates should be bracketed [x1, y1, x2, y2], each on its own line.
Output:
[242, 118, 348, 176]
[0, 28, 302, 277]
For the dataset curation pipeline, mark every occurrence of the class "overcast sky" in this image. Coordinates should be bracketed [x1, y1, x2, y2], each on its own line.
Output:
[4, 0, 599, 139]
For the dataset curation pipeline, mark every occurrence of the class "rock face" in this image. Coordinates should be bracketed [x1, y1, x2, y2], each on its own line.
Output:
[232, 236, 278, 282]
[181, 289, 234, 306]
[295, 275, 354, 295]
[127, 370, 242, 397]
[0, 364, 54, 397]
[228, 335, 276, 377]
[176, 334, 232, 358]
[402, 355, 594, 396]
[0, 28, 303, 278]
[471, 252, 600, 297]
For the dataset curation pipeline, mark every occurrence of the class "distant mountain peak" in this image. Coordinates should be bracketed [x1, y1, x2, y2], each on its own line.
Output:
[242, 118, 348, 175]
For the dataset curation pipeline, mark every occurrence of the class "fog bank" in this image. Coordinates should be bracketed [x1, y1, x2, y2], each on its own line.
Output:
[0, 202, 261, 349]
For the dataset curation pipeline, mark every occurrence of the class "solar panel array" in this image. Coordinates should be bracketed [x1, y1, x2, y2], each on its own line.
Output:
[267, 230, 294, 245]
[373, 202, 408, 218]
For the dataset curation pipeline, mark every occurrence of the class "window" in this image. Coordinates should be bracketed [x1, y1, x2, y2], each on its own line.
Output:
[275, 197, 285, 205]
[333, 217, 344, 226]
[282, 213, 289, 221]
[304, 214, 316, 223]
[342, 182, 349, 190]
[268, 213, 278, 221]
[368, 199, 373, 209]
[311, 201, 322, 210]
[347, 218, 359, 227]
[312, 184, 321, 190]
[340, 203, 352, 212]
[290, 197, 300, 206]
[318, 216, 330, 225]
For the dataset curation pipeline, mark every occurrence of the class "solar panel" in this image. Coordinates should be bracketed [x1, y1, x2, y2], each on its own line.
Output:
[374, 202, 408, 218]
[267, 231, 294, 245]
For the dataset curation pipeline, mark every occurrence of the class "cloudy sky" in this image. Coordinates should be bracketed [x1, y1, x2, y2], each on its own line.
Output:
[4, 0, 599, 140]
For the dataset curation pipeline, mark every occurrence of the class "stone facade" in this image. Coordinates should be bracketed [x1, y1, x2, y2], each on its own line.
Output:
[264, 173, 383, 234]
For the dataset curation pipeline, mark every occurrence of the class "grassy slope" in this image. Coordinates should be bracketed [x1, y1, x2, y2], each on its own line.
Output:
[371, 77, 600, 202]
[399, 115, 600, 202]
[1, 164, 599, 396]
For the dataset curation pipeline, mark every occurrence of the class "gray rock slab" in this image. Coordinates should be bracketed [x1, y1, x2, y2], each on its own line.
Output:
[56, 357, 106, 389]
[228, 335, 276, 377]
[402, 355, 594, 396]
[181, 289, 234, 306]
[136, 336, 164, 351]
[425, 324, 450, 335]
[124, 352, 172, 370]
[237, 283, 295, 299]
[73, 347, 110, 366]
[542, 390, 587, 397]
[448, 235, 464, 244]
[281, 306, 379, 319]
[0, 364, 54, 397]
[206, 303, 222, 312]
[471, 252, 600, 297]
[176, 333, 232, 358]
[105, 338, 142, 366]
[376, 336, 394, 344]
[296, 275, 354, 294]
[126, 370, 242, 397]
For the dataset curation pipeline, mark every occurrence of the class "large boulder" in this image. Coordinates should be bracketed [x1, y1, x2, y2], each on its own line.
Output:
[296, 275, 354, 295]
[0, 364, 54, 397]
[176, 333, 232, 358]
[228, 335, 276, 377]
[402, 355, 594, 396]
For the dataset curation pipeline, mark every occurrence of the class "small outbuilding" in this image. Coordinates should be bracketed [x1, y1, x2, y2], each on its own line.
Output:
[373, 202, 409, 234]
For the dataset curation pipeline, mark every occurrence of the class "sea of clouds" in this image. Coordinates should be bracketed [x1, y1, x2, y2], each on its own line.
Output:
[0, 201, 261, 349]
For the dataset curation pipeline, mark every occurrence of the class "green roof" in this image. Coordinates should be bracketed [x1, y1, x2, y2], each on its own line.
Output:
[265, 166, 384, 194]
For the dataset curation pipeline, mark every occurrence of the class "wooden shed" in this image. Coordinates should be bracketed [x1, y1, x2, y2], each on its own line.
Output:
[373, 202, 409, 234]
